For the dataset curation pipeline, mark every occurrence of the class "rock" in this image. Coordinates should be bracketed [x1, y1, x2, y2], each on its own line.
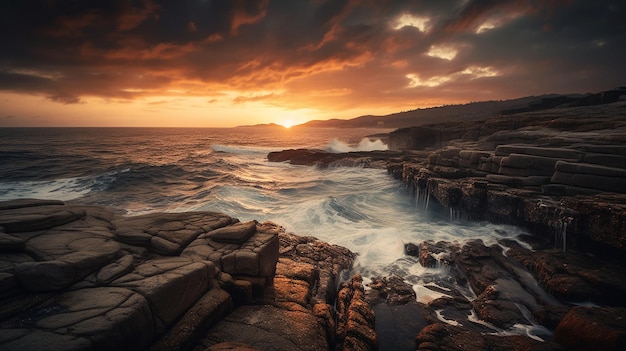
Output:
[0, 200, 289, 351]
[114, 212, 234, 255]
[0, 287, 154, 351]
[551, 161, 626, 193]
[373, 302, 429, 351]
[151, 288, 233, 351]
[271, 276, 311, 307]
[494, 145, 584, 160]
[277, 231, 355, 304]
[96, 254, 134, 285]
[207, 220, 258, 244]
[0, 232, 25, 250]
[554, 306, 626, 351]
[206, 342, 260, 351]
[111, 257, 214, 334]
[0, 199, 65, 211]
[415, 323, 564, 351]
[366, 276, 416, 306]
[0, 205, 86, 233]
[14, 260, 77, 291]
[336, 275, 377, 351]
[198, 304, 328, 351]
[417, 241, 455, 268]
[275, 257, 319, 287]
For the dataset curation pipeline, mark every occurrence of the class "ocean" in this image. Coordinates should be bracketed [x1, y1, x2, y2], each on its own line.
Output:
[0, 127, 531, 311]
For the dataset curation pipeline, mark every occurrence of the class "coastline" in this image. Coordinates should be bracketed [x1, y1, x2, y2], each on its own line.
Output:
[2, 103, 626, 350]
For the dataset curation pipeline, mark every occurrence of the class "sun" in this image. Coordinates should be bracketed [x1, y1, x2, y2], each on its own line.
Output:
[278, 119, 293, 128]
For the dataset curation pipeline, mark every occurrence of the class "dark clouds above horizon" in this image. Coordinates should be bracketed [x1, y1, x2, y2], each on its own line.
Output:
[1, 0, 625, 119]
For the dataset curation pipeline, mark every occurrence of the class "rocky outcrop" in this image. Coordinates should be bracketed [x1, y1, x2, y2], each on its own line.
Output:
[385, 103, 626, 252]
[267, 102, 626, 351]
[267, 149, 411, 169]
[0, 199, 368, 351]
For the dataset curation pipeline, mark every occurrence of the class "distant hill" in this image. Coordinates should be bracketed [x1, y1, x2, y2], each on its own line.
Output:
[235, 123, 286, 129]
[294, 87, 626, 130]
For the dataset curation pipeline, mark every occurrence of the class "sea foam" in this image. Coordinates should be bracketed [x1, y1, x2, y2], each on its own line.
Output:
[325, 138, 388, 153]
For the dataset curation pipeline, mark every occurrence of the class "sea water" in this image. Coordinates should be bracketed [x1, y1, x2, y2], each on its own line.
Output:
[0, 127, 538, 336]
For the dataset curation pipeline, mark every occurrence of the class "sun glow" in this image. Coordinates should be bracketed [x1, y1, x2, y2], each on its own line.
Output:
[279, 119, 294, 128]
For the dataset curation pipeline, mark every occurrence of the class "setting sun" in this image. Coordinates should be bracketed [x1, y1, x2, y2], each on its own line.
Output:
[279, 120, 294, 128]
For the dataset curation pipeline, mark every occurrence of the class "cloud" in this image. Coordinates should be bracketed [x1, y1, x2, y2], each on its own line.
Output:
[0, 0, 624, 119]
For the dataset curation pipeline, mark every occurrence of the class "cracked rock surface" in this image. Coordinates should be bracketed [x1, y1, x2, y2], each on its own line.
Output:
[0, 199, 281, 351]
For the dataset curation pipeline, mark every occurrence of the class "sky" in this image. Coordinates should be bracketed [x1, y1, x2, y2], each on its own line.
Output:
[1, 0, 625, 128]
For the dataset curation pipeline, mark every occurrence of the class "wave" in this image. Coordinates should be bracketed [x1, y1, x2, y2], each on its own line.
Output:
[325, 138, 388, 153]
[0, 168, 129, 202]
[210, 144, 273, 156]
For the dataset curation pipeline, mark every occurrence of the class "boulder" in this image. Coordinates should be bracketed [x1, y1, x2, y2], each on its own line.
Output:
[150, 288, 233, 351]
[554, 306, 626, 351]
[415, 323, 564, 351]
[111, 257, 214, 333]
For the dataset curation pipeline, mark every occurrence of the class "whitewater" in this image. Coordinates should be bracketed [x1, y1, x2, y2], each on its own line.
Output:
[0, 127, 530, 310]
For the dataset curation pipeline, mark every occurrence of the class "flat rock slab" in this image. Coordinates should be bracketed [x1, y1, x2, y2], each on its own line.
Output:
[113, 212, 235, 255]
[0, 287, 154, 351]
[183, 222, 280, 278]
[112, 257, 214, 333]
[200, 304, 328, 351]
[0, 205, 86, 233]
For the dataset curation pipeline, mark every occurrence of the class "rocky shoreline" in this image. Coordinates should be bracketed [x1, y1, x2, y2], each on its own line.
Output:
[2, 102, 626, 351]
[0, 199, 377, 351]
[268, 102, 626, 351]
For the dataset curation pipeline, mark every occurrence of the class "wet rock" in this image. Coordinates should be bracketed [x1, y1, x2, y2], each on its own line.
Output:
[415, 323, 564, 351]
[336, 275, 377, 351]
[268, 149, 408, 168]
[403, 243, 419, 257]
[278, 231, 355, 304]
[417, 241, 456, 268]
[373, 302, 430, 351]
[554, 306, 626, 351]
[506, 244, 626, 305]
[206, 342, 259, 351]
[552, 161, 626, 193]
[366, 276, 416, 306]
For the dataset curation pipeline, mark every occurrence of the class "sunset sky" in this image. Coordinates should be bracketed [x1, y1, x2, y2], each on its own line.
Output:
[1, 0, 625, 127]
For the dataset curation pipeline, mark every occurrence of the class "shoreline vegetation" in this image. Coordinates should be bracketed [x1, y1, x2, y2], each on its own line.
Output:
[2, 96, 626, 350]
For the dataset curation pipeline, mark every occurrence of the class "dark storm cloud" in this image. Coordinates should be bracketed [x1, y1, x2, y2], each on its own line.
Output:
[0, 0, 624, 108]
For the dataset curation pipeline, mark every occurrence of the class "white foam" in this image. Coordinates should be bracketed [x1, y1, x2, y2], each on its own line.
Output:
[435, 309, 461, 326]
[415, 284, 451, 304]
[0, 177, 90, 201]
[325, 138, 388, 153]
[211, 144, 273, 155]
